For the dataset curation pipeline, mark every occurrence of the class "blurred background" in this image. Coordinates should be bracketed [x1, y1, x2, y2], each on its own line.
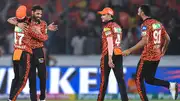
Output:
[0, 0, 180, 100]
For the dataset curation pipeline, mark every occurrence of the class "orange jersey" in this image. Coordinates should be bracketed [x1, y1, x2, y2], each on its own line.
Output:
[14, 18, 48, 54]
[140, 18, 167, 61]
[30, 20, 48, 49]
[101, 21, 122, 56]
[14, 26, 32, 54]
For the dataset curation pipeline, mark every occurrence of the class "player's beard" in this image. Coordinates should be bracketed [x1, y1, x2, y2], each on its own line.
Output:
[32, 15, 41, 24]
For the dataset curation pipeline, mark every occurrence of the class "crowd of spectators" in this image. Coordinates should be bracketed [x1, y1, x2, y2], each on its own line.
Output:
[0, 0, 180, 56]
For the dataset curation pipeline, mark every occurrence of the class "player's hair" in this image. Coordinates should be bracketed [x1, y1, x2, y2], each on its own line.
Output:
[31, 5, 43, 12]
[140, 4, 151, 16]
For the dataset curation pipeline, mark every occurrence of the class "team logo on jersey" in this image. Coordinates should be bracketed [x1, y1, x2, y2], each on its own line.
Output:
[113, 27, 122, 33]
[14, 26, 23, 32]
[103, 28, 111, 32]
[142, 31, 147, 36]
[38, 58, 44, 63]
[152, 23, 161, 30]
[142, 26, 147, 31]
[105, 31, 111, 36]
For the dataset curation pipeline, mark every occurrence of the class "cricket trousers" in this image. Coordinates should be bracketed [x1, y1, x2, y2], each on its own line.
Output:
[29, 47, 46, 101]
[9, 51, 31, 101]
[135, 59, 170, 101]
[97, 54, 128, 101]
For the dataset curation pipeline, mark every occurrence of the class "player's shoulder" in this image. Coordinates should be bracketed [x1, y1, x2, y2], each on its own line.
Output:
[151, 19, 164, 30]
[111, 22, 122, 33]
[104, 22, 122, 33]
[141, 18, 162, 29]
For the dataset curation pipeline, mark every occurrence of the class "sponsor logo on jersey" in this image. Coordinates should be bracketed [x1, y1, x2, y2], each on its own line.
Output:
[103, 28, 111, 32]
[152, 23, 161, 30]
[142, 26, 147, 31]
[14, 26, 23, 32]
[142, 31, 147, 36]
[38, 58, 44, 63]
[113, 27, 122, 33]
[105, 31, 111, 36]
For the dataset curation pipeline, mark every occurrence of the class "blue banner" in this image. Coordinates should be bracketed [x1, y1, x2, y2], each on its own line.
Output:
[0, 66, 179, 94]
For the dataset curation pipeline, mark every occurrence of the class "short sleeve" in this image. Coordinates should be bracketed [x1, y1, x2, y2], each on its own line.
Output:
[103, 27, 113, 37]
[113, 26, 122, 34]
[141, 25, 148, 37]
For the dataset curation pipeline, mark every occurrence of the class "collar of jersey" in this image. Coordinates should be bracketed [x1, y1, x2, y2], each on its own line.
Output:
[142, 17, 153, 23]
[103, 20, 114, 26]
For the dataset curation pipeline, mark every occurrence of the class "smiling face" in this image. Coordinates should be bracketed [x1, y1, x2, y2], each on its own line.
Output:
[32, 9, 42, 21]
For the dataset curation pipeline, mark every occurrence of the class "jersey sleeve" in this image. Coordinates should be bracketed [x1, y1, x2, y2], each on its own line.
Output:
[112, 26, 122, 34]
[161, 25, 168, 36]
[141, 24, 149, 37]
[28, 27, 48, 41]
[41, 21, 48, 35]
[103, 27, 113, 37]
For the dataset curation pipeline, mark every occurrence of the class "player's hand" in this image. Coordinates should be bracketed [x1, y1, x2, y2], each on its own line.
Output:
[48, 22, 58, 31]
[108, 58, 115, 68]
[122, 49, 131, 56]
[17, 23, 28, 31]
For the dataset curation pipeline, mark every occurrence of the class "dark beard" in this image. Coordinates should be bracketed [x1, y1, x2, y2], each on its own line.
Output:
[32, 16, 40, 24]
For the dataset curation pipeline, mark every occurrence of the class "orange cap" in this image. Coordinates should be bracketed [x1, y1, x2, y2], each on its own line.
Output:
[16, 5, 27, 19]
[98, 7, 114, 16]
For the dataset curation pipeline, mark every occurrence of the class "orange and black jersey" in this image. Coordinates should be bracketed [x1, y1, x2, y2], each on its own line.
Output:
[140, 18, 167, 61]
[101, 21, 122, 56]
[14, 18, 47, 54]
[30, 20, 48, 49]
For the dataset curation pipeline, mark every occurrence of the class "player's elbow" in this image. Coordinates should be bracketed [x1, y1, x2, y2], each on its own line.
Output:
[7, 18, 11, 23]
[165, 36, 171, 44]
[7, 17, 15, 24]
[164, 33, 171, 43]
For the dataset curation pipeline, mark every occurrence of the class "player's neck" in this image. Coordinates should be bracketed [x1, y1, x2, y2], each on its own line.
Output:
[103, 19, 113, 25]
[142, 16, 150, 21]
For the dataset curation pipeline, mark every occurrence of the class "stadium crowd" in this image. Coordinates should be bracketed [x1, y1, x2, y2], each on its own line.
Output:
[0, 0, 179, 56]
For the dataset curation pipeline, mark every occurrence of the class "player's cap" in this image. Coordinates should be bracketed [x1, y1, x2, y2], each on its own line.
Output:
[16, 5, 27, 19]
[98, 7, 114, 16]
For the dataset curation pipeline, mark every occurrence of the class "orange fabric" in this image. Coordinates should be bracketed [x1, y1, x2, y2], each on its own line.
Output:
[16, 5, 27, 19]
[128, 79, 137, 93]
[13, 49, 23, 61]
[98, 7, 114, 16]
[114, 48, 122, 55]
